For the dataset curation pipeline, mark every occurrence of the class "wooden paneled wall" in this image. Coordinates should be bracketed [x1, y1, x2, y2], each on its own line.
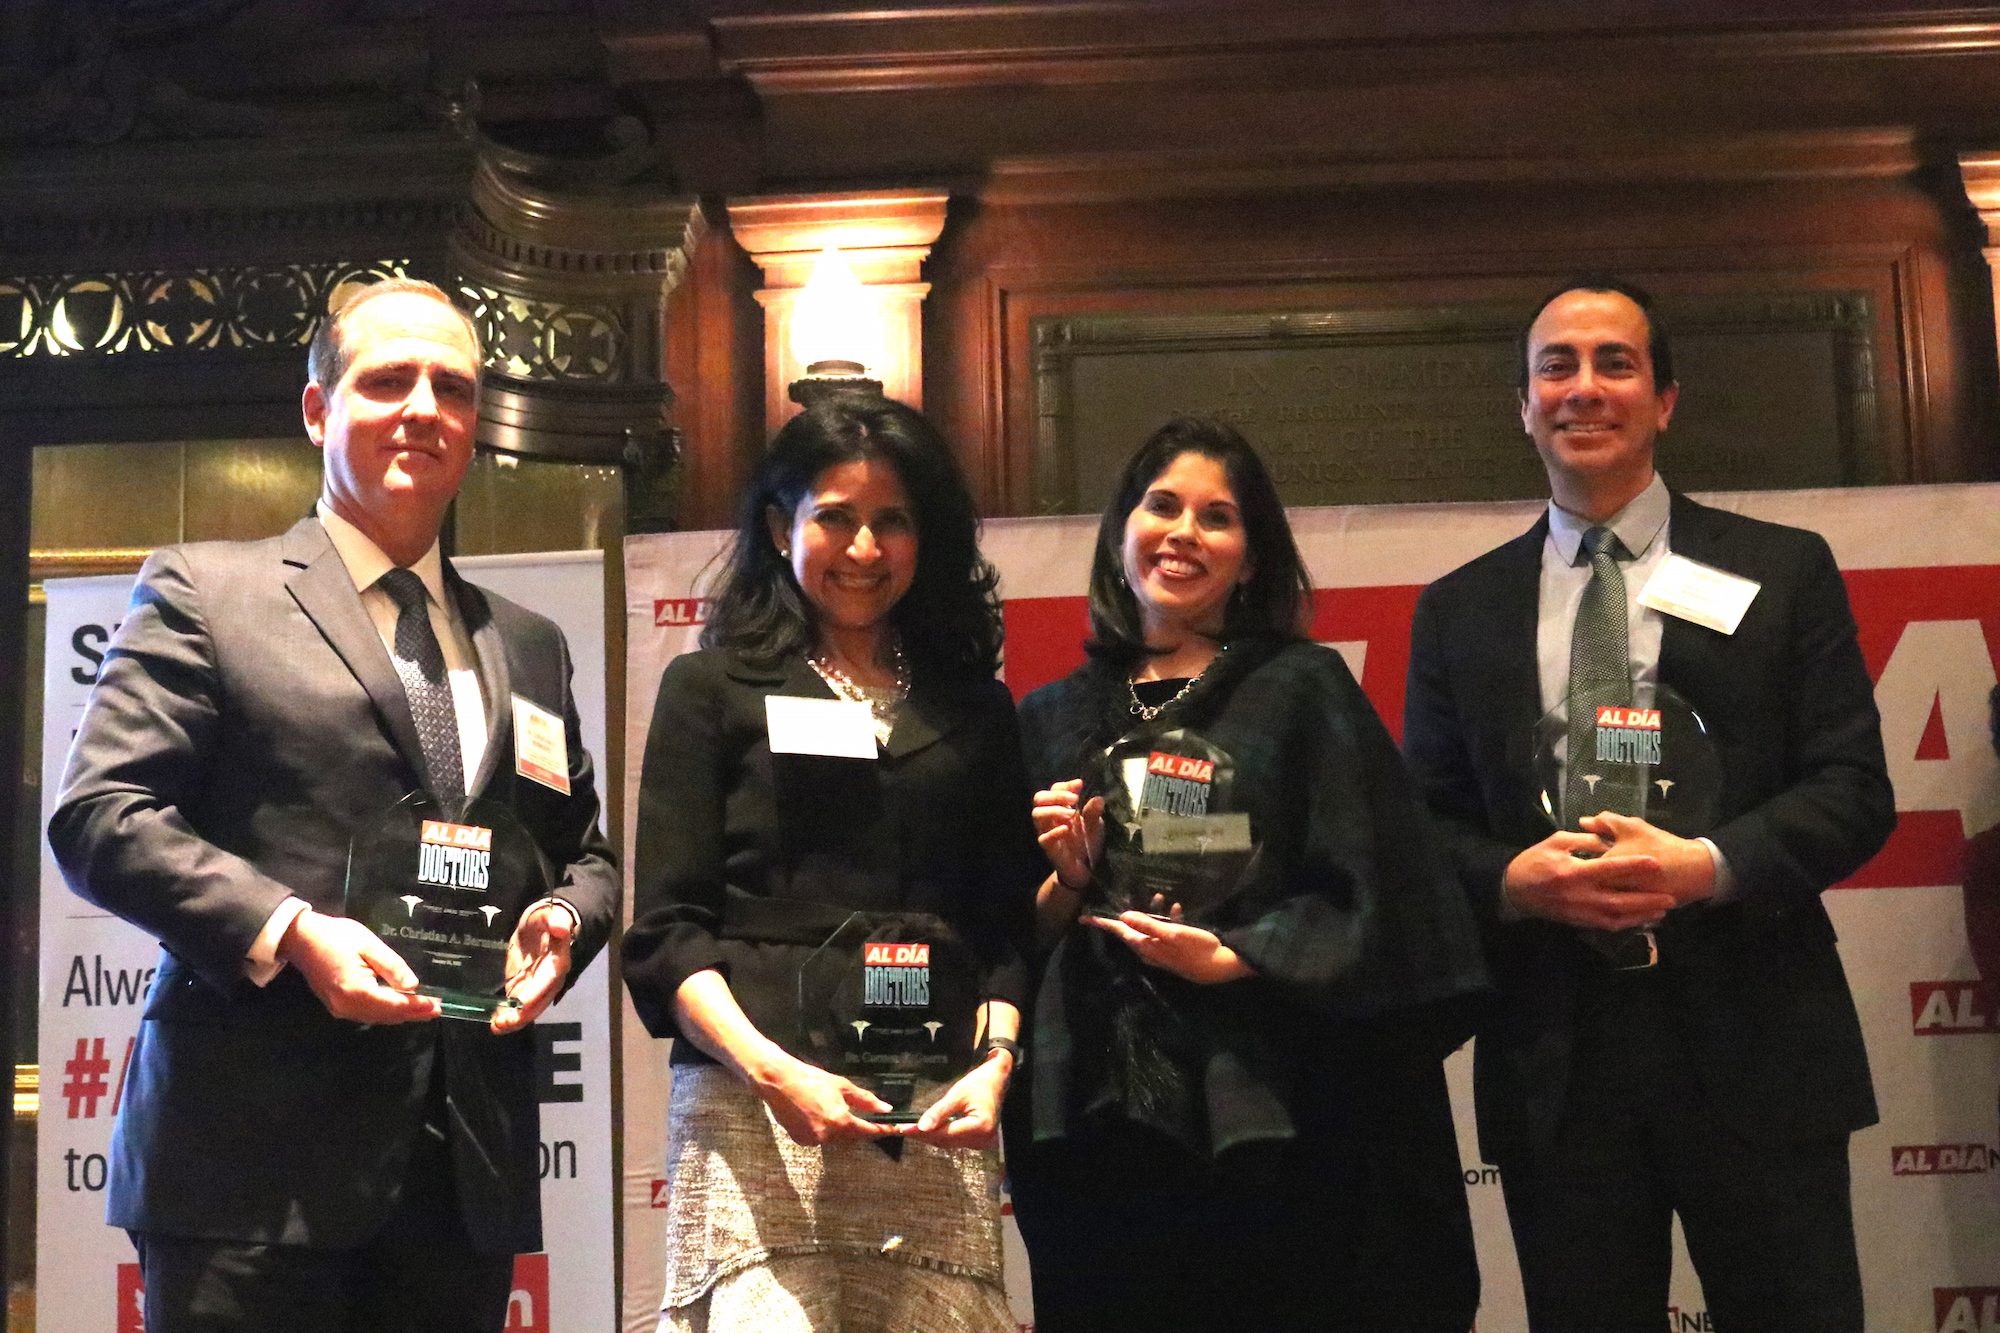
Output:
[662, 147, 2000, 523]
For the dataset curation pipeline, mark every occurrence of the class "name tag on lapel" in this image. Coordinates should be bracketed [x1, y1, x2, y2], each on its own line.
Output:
[766, 695, 878, 759]
[1638, 554, 1761, 635]
[512, 694, 571, 794]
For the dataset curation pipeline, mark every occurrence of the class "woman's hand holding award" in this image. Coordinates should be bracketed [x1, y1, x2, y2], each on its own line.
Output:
[1086, 724, 1261, 925]
[785, 912, 985, 1125]
[1533, 682, 1723, 968]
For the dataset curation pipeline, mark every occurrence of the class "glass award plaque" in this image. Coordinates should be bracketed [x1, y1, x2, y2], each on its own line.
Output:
[789, 912, 983, 1124]
[1533, 683, 1723, 968]
[1087, 726, 1260, 925]
[344, 792, 551, 1020]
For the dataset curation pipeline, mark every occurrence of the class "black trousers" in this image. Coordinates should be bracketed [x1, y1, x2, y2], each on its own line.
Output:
[1498, 967, 1863, 1333]
[1008, 1056, 1478, 1333]
[132, 1065, 517, 1333]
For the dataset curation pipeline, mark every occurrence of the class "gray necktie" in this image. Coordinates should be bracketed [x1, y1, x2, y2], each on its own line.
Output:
[378, 567, 465, 807]
[1564, 526, 1636, 825]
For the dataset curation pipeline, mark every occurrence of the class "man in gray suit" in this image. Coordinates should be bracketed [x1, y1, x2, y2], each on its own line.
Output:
[49, 279, 618, 1332]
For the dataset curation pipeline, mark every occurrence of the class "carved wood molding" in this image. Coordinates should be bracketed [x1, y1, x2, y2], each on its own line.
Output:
[0, 201, 457, 258]
[0, 134, 475, 231]
[706, 2, 2000, 93]
[1956, 150, 2000, 240]
[985, 129, 1923, 206]
[29, 549, 153, 582]
[727, 192, 948, 287]
[0, 260, 412, 360]
[448, 151, 704, 534]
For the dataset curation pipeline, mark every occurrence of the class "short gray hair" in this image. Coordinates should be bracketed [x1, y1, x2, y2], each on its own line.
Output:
[307, 278, 484, 390]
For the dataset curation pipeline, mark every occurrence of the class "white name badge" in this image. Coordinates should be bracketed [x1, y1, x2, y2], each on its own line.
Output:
[765, 695, 879, 759]
[512, 694, 572, 795]
[1638, 554, 1762, 635]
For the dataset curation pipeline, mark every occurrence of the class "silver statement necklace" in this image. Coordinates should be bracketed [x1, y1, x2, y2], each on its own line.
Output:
[809, 637, 910, 746]
[1128, 661, 1208, 722]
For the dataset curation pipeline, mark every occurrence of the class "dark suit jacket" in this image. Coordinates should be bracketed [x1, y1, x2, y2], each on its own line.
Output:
[47, 516, 619, 1253]
[621, 646, 1038, 1059]
[1403, 492, 1892, 1165]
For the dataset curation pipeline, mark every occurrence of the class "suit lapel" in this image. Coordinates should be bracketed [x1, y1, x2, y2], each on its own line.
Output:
[883, 678, 967, 762]
[1657, 493, 1730, 694]
[1493, 517, 1551, 753]
[282, 517, 428, 782]
[450, 566, 513, 798]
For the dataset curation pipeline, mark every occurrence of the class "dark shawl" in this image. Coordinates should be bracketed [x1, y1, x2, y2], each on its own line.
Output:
[1016, 636, 1488, 1161]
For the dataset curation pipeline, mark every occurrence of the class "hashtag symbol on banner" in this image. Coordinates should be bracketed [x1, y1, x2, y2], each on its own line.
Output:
[63, 1037, 111, 1119]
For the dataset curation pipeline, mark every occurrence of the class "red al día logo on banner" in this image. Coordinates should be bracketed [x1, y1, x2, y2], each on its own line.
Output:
[117, 1264, 143, 1333]
[1893, 1143, 1997, 1175]
[1910, 981, 2000, 1035]
[506, 1253, 550, 1331]
[653, 598, 709, 627]
[1936, 1288, 2000, 1332]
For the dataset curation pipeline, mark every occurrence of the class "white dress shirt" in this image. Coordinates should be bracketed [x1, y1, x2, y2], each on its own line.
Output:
[1534, 472, 1735, 901]
[245, 505, 492, 983]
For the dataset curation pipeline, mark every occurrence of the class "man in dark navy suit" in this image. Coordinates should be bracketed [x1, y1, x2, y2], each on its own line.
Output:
[1403, 279, 1892, 1332]
[50, 280, 618, 1333]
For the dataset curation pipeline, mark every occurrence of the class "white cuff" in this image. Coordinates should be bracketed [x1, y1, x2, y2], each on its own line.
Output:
[245, 897, 311, 987]
[526, 897, 581, 935]
[1698, 838, 1737, 902]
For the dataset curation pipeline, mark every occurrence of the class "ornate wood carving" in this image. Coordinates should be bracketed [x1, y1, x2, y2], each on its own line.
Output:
[447, 151, 704, 528]
[0, 260, 412, 359]
[1954, 150, 2000, 392]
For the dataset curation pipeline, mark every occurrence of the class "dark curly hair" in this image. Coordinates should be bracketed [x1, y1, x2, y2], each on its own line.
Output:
[1084, 416, 1314, 669]
[701, 396, 1004, 683]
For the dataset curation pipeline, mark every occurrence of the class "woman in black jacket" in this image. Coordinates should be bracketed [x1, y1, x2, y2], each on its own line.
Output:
[1009, 417, 1489, 1333]
[623, 398, 1039, 1333]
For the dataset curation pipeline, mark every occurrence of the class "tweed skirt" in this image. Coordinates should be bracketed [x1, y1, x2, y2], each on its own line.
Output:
[658, 1063, 1014, 1333]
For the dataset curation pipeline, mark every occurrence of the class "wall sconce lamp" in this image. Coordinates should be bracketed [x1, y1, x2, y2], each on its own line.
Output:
[726, 191, 948, 434]
[786, 246, 884, 409]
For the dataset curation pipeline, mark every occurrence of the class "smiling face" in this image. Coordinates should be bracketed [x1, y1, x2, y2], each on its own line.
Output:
[768, 456, 919, 640]
[303, 290, 479, 562]
[1520, 288, 1679, 518]
[1120, 451, 1251, 641]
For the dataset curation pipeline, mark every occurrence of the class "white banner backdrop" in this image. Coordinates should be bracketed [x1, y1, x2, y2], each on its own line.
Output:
[625, 484, 2000, 1333]
[37, 549, 614, 1333]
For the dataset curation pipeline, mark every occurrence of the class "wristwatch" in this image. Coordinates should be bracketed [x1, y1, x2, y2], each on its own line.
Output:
[982, 1036, 1022, 1067]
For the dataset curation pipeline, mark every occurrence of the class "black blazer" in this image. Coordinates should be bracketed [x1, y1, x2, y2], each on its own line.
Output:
[1403, 492, 1892, 1164]
[48, 516, 619, 1252]
[622, 647, 1039, 1058]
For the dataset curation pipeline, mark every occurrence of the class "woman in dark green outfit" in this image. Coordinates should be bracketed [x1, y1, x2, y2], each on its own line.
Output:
[1006, 417, 1489, 1333]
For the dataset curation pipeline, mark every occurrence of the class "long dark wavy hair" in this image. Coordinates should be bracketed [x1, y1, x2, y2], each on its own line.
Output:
[1084, 417, 1314, 670]
[701, 396, 1004, 683]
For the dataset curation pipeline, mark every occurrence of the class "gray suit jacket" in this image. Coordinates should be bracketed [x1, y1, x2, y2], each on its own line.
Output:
[1403, 492, 1892, 1165]
[48, 516, 619, 1252]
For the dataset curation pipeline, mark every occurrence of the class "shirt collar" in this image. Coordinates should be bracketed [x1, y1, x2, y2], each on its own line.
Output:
[1547, 471, 1670, 566]
[316, 500, 449, 609]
